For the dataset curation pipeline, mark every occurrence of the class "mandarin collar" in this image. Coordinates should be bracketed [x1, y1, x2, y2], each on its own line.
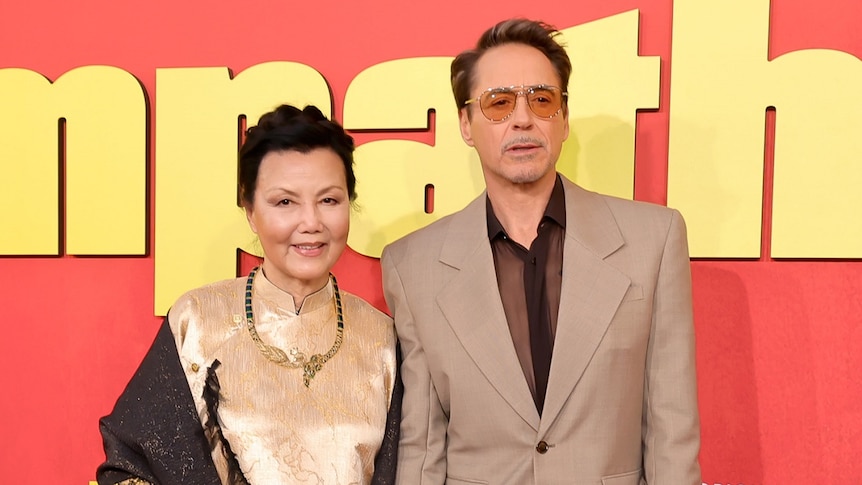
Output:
[254, 269, 334, 316]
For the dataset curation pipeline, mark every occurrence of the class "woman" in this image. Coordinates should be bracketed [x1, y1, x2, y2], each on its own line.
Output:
[98, 105, 400, 485]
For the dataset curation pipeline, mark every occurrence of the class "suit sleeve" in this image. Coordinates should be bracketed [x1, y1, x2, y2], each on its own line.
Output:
[381, 246, 448, 485]
[642, 209, 702, 485]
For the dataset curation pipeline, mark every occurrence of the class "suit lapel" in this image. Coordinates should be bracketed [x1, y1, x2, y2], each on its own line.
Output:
[436, 195, 541, 431]
[539, 180, 632, 435]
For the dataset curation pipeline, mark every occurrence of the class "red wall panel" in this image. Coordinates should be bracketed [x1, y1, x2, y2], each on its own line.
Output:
[1, 0, 860, 483]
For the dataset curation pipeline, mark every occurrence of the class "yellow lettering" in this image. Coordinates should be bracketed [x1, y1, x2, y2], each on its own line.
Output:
[343, 57, 482, 258]
[560, 10, 660, 198]
[344, 11, 659, 258]
[0, 66, 145, 254]
[154, 62, 330, 314]
[667, 0, 862, 257]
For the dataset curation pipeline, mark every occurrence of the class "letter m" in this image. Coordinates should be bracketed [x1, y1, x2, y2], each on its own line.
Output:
[0, 66, 145, 255]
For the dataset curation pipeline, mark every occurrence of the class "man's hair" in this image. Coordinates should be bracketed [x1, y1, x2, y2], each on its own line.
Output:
[450, 18, 571, 112]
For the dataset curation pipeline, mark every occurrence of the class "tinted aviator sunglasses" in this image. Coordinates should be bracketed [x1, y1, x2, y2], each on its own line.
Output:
[464, 84, 568, 122]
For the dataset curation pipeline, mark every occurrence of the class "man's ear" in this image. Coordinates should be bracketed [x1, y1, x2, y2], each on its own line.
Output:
[563, 110, 570, 142]
[459, 108, 475, 147]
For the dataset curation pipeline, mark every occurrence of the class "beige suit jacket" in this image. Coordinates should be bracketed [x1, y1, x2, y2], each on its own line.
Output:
[382, 176, 700, 485]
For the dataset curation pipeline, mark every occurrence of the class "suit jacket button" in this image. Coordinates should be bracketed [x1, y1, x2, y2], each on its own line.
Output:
[536, 441, 550, 454]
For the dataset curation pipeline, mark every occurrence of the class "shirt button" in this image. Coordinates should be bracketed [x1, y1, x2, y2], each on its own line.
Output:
[190, 363, 200, 372]
[536, 441, 550, 454]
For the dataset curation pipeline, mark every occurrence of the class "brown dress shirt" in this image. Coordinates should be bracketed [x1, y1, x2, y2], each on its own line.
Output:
[487, 176, 565, 415]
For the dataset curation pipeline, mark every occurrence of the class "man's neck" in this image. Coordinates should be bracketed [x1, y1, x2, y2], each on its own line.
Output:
[487, 174, 556, 247]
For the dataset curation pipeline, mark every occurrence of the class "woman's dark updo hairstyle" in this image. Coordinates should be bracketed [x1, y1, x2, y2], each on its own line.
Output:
[238, 104, 356, 208]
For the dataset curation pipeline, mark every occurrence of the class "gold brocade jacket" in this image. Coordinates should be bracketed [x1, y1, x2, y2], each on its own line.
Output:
[98, 271, 398, 485]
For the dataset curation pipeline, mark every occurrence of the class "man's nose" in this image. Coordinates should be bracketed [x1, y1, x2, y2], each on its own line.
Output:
[509, 94, 534, 127]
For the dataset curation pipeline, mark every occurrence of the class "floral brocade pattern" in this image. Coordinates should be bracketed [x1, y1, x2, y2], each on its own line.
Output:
[168, 273, 397, 485]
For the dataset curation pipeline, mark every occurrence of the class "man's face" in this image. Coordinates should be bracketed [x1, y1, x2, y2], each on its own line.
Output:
[459, 43, 569, 192]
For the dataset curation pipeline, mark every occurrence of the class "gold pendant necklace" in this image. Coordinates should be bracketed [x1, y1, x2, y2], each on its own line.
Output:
[244, 266, 344, 387]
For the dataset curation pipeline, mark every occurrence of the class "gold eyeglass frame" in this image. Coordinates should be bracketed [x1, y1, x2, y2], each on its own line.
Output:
[463, 84, 568, 122]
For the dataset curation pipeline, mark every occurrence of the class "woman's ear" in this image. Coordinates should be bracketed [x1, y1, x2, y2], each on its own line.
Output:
[245, 206, 258, 234]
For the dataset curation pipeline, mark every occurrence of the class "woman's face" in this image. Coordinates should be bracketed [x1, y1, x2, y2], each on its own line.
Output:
[245, 147, 350, 299]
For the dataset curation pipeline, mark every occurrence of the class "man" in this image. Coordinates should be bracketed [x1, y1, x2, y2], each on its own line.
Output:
[381, 18, 701, 485]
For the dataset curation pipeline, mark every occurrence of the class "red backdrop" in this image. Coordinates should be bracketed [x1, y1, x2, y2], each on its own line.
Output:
[1, 0, 860, 483]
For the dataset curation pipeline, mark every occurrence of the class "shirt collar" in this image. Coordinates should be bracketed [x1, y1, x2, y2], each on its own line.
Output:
[486, 174, 566, 240]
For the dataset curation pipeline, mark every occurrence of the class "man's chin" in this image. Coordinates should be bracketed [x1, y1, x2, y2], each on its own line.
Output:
[504, 165, 555, 185]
